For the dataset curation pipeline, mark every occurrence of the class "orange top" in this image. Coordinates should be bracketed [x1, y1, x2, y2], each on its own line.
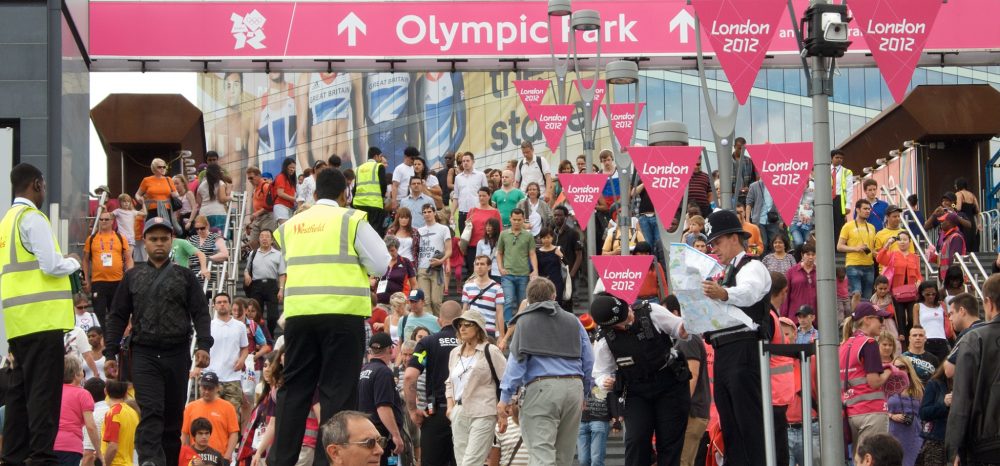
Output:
[875, 248, 923, 289]
[84, 231, 130, 282]
[181, 398, 239, 454]
[252, 181, 272, 213]
[742, 222, 763, 255]
[273, 174, 296, 209]
[139, 176, 174, 212]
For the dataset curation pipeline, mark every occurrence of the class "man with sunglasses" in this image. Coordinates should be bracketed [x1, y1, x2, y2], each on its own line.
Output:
[322, 411, 387, 466]
[84, 211, 134, 324]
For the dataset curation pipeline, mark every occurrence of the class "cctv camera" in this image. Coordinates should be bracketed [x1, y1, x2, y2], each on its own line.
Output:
[821, 12, 849, 42]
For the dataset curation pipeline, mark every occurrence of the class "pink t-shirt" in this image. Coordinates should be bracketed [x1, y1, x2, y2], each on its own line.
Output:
[54, 384, 95, 453]
[466, 207, 502, 247]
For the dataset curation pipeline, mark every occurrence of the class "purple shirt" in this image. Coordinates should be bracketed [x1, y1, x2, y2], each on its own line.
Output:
[780, 263, 817, 320]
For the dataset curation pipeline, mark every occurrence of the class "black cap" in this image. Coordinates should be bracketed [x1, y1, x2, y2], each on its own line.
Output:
[705, 210, 749, 244]
[796, 305, 815, 316]
[199, 371, 220, 388]
[143, 216, 174, 235]
[885, 205, 903, 216]
[369, 332, 393, 351]
[590, 294, 630, 326]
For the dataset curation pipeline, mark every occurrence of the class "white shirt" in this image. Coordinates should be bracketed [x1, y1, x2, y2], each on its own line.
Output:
[392, 163, 416, 199]
[832, 165, 853, 207]
[453, 169, 488, 213]
[83, 400, 109, 452]
[63, 327, 91, 361]
[514, 156, 550, 191]
[10, 197, 80, 276]
[297, 176, 317, 205]
[208, 316, 249, 382]
[721, 251, 772, 309]
[593, 303, 686, 387]
[313, 199, 391, 275]
[417, 223, 452, 270]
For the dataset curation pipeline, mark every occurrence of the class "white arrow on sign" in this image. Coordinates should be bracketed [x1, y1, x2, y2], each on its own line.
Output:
[338, 12, 367, 47]
[669, 9, 696, 44]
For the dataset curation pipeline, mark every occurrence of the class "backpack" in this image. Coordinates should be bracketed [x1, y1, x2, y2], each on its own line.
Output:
[259, 180, 276, 209]
[517, 158, 547, 188]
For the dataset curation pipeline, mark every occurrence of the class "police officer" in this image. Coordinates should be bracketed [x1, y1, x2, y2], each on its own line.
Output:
[403, 300, 462, 466]
[269, 168, 390, 466]
[358, 332, 404, 466]
[700, 209, 772, 466]
[352, 147, 389, 236]
[0, 163, 81, 466]
[591, 293, 690, 466]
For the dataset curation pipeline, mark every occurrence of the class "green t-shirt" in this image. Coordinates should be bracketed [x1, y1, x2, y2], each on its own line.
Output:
[171, 238, 198, 268]
[497, 229, 534, 276]
[491, 188, 526, 228]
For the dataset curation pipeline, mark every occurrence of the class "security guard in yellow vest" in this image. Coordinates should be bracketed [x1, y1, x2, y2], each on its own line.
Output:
[832, 149, 854, 243]
[269, 168, 389, 466]
[0, 163, 81, 466]
[351, 146, 389, 237]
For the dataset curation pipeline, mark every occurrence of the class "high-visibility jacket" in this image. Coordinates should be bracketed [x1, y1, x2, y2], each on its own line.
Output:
[839, 333, 888, 416]
[833, 166, 853, 212]
[274, 203, 371, 318]
[769, 311, 795, 406]
[352, 160, 383, 209]
[0, 203, 75, 339]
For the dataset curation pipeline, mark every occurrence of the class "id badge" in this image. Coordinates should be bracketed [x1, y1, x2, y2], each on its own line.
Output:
[101, 252, 113, 267]
[376, 280, 388, 294]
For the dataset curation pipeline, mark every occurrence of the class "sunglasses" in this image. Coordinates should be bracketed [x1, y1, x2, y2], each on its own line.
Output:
[458, 321, 478, 329]
[338, 436, 387, 450]
[99, 218, 112, 222]
[196, 226, 208, 231]
[155, 165, 166, 169]
[75, 305, 89, 310]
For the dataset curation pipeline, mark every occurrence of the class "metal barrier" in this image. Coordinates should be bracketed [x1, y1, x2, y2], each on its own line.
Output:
[978, 209, 1000, 253]
[225, 192, 247, 297]
[954, 254, 984, 301]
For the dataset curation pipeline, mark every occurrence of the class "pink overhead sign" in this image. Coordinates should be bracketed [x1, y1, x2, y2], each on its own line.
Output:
[747, 142, 814, 226]
[90, 1, 998, 60]
[602, 103, 644, 151]
[630, 146, 702, 230]
[514, 80, 550, 121]
[534, 104, 575, 153]
[592, 255, 653, 304]
[850, 0, 943, 102]
[558, 173, 609, 230]
[692, 0, 786, 105]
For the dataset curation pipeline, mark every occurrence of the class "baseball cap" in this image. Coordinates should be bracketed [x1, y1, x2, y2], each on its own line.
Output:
[369, 332, 394, 351]
[408, 289, 425, 302]
[852, 302, 890, 320]
[885, 205, 903, 216]
[199, 371, 220, 388]
[796, 305, 815, 316]
[579, 314, 596, 331]
[937, 212, 960, 224]
[143, 216, 174, 235]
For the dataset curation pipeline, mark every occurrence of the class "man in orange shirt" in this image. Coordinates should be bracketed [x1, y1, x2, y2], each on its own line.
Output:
[735, 203, 764, 256]
[83, 211, 134, 324]
[181, 372, 240, 462]
[246, 167, 278, 250]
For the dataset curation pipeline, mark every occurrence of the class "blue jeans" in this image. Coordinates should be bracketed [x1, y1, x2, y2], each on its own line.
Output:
[577, 420, 609, 466]
[790, 222, 813, 249]
[638, 214, 661, 257]
[788, 420, 820, 466]
[846, 265, 875, 300]
[501, 274, 529, 324]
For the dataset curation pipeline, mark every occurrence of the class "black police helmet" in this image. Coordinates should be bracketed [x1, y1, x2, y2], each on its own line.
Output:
[590, 293, 630, 327]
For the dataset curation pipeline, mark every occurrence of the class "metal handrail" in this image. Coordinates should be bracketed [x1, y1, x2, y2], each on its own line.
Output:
[226, 192, 247, 296]
[954, 255, 984, 301]
[968, 252, 989, 282]
[881, 186, 937, 280]
[978, 209, 1000, 253]
[89, 192, 109, 236]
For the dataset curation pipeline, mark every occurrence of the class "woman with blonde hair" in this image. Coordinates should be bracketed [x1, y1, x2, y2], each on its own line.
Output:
[172, 175, 197, 235]
[446, 311, 507, 466]
[888, 356, 924, 466]
[135, 157, 182, 217]
[385, 291, 409, 345]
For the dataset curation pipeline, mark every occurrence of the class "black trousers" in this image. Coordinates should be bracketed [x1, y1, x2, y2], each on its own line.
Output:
[712, 338, 765, 466]
[91, 280, 120, 326]
[623, 374, 690, 466]
[131, 344, 191, 466]
[248, 279, 281, 336]
[893, 300, 915, 350]
[833, 195, 846, 243]
[2, 330, 65, 466]
[773, 405, 789, 466]
[356, 205, 387, 237]
[268, 315, 365, 466]
[420, 408, 455, 466]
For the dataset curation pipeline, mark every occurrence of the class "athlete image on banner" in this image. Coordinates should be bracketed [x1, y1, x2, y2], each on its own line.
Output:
[297, 72, 366, 169]
[417, 72, 467, 171]
[250, 72, 298, 178]
[364, 72, 419, 170]
[207, 72, 252, 189]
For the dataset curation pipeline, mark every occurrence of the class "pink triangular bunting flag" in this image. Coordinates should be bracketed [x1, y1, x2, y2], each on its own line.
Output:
[629, 146, 703, 231]
[534, 104, 575, 153]
[592, 254, 654, 304]
[747, 142, 814, 227]
[513, 79, 550, 121]
[602, 103, 645, 152]
[558, 173, 609, 230]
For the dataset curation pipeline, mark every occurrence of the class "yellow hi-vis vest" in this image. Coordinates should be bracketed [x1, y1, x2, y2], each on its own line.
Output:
[352, 160, 383, 209]
[274, 203, 372, 318]
[0, 203, 75, 339]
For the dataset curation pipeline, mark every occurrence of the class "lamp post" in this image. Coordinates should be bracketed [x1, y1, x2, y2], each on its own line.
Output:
[605, 60, 640, 256]
[546, 3, 603, 300]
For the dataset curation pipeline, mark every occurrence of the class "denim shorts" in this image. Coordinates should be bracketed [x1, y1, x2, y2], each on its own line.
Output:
[846, 265, 875, 299]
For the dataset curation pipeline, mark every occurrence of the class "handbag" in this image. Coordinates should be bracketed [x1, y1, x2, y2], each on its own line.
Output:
[560, 262, 572, 301]
[886, 253, 918, 302]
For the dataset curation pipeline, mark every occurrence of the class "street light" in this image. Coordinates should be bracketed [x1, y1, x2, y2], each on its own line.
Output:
[605, 60, 640, 256]
[570, 9, 601, 31]
[547, 0, 572, 16]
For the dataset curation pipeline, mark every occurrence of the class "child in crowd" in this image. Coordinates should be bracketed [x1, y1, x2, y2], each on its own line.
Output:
[102, 380, 139, 466]
[179, 418, 224, 466]
[871, 275, 899, 339]
[836, 266, 851, 325]
[112, 194, 146, 263]
[684, 215, 707, 246]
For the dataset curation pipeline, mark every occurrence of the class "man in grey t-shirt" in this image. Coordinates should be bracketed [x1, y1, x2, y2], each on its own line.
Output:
[242, 229, 286, 335]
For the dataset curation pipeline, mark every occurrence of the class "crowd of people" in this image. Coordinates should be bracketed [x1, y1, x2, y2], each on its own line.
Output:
[2, 134, 999, 466]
